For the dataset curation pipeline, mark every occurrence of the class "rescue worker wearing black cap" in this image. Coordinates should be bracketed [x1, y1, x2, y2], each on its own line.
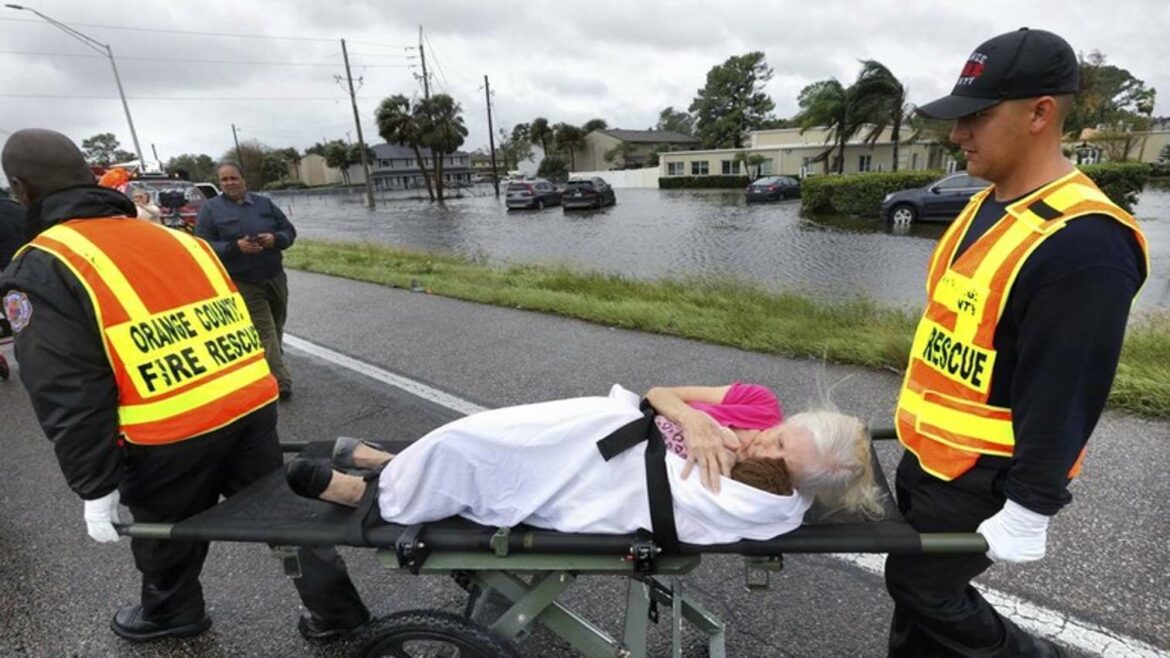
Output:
[0, 129, 371, 642]
[884, 28, 1148, 657]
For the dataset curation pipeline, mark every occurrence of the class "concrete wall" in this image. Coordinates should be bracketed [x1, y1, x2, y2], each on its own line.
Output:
[660, 138, 947, 178]
[568, 166, 661, 188]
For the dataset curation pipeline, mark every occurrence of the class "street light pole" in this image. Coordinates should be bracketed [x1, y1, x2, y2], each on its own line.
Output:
[5, 4, 146, 166]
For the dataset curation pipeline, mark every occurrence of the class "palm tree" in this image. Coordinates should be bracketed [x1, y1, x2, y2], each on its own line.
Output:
[553, 123, 586, 170]
[795, 79, 859, 174]
[529, 117, 552, 154]
[417, 94, 468, 202]
[375, 94, 434, 201]
[850, 60, 912, 171]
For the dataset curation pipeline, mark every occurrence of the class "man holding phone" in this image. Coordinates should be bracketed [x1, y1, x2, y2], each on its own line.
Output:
[195, 161, 297, 400]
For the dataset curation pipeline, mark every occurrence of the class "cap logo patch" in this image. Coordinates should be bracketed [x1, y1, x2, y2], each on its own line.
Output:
[956, 53, 988, 86]
[3, 291, 33, 333]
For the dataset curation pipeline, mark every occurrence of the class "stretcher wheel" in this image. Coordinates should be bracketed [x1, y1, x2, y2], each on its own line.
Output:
[355, 609, 519, 658]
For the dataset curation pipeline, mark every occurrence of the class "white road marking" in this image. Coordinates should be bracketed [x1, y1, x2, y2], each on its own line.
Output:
[286, 333, 1169, 658]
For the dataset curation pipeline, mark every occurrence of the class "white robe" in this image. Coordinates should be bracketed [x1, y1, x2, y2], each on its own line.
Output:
[376, 385, 813, 545]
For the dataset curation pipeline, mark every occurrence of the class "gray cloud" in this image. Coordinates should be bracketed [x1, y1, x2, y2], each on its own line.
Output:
[2, 0, 1168, 173]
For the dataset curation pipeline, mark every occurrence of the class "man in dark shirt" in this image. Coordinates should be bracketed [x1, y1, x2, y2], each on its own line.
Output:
[195, 162, 296, 399]
[0, 189, 26, 380]
[883, 29, 1146, 658]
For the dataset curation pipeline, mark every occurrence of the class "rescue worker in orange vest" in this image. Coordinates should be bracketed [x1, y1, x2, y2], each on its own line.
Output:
[884, 29, 1148, 657]
[0, 129, 371, 642]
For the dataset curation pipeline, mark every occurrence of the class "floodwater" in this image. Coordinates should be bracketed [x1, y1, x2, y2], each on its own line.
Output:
[271, 182, 1170, 310]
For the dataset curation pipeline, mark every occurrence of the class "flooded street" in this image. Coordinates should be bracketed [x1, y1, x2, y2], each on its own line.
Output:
[273, 183, 1170, 310]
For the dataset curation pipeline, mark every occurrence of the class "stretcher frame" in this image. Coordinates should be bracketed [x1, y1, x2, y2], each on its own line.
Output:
[117, 429, 987, 658]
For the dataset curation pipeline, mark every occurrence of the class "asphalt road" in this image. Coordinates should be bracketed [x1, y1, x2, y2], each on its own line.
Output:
[1, 269, 1167, 657]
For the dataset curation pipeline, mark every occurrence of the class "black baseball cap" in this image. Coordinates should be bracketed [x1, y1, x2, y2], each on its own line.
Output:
[917, 27, 1079, 120]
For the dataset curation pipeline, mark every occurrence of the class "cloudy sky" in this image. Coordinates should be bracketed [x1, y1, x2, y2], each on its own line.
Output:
[1, 0, 1168, 172]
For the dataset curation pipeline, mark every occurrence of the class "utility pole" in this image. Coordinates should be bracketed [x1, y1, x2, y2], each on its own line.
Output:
[484, 75, 500, 198]
[418, 25, 430, 99]
[231, 123, 245, 178]
[341, 38, 376, 209]
[151, 143, 160, 168]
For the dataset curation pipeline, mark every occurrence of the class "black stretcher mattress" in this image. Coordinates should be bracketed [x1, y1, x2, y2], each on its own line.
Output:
[166, 440, 926, 555]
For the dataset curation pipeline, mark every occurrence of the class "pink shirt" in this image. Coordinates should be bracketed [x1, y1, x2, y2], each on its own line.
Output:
[655, 382, 782, 459]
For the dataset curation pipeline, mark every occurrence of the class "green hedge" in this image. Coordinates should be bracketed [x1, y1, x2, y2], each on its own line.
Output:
[1150, 163, 1170, 179]
[800, 170, 944, 216]
[659, 175, 751, 189]
[800, 163, 1149, 217]
[1079, 162, 1148, 213]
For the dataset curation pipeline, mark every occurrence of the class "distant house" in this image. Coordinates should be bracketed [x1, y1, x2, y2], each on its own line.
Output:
[572, 129, 701, 171]
[1066, 126, 1170, 165]
[658, 125, 951, 179]
[370, 143, 472, 191]
[296, 153, 363, 186]
[469, 152, 500, 177]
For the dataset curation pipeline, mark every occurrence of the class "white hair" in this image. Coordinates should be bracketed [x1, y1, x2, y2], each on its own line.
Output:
[786, 409, 885, 519]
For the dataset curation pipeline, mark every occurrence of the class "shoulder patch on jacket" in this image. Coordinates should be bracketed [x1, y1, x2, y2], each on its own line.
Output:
[3, 290, 32, 333]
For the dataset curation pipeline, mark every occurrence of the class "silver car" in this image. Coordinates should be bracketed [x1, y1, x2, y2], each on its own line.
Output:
[505, 179, 562, 210]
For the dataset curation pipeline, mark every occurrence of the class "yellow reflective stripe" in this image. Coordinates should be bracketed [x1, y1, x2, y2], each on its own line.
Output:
[41, 224, 150, 319]
[117, 358, 270, 425]
[173, 233, 232, 298]
[901, 389, 1015, 447]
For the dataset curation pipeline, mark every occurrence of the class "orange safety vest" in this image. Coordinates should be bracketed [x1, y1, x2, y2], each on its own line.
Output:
[20, 217, 278, 444]
[895, 170, 1148, 481]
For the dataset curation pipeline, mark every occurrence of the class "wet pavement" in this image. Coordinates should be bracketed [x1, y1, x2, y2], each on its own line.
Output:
[273, 183, 1170, 311]
[1, 270, 1167, 656]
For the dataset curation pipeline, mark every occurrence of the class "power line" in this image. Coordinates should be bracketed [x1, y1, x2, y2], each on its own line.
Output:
[0, 49, 408, 67]
[0, 15, 347, 42]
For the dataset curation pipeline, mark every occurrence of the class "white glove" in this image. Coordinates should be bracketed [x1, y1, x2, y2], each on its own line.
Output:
[83, 490, 122, 543]
[976, 499, 1050, 564]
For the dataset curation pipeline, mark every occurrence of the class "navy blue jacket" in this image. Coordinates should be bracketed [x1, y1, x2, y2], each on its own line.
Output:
[194, 192, 295, 283]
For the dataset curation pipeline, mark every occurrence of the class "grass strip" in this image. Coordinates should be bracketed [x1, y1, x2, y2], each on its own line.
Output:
[286, 239, 1170, 418]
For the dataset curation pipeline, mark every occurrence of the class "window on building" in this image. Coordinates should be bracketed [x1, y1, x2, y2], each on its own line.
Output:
[911, 153, 919, 170]
[721, 160, 741, 175]
[667, 162, 684, 176]
[858, 154, 872, 172]
[759, 159, 774, 175]
[691, 161, 709, 175]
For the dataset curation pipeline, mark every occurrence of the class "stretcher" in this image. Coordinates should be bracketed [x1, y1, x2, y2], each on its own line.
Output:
[117, 429, 987, 658]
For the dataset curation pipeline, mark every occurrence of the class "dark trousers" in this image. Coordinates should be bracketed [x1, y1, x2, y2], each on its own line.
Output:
[885, 454, 1049, 657]
[237, 271, 291, 392]
[118, 403, 368, 626]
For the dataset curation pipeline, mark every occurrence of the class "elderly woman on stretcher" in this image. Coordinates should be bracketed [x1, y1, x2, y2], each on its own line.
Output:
[286, 383, 885, 544]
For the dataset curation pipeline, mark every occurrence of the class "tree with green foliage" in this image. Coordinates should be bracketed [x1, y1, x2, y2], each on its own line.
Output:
[529, 117, 552, 153]
[656, 106, 695, 136]
[375, 94, 434, 200]
[849, 60, 911, 171]
[223, 139, 282, 189]
[582, 118, 608, 133]
[273, 147, 302, 181]
[553, 123, 586, 169]
[604, 141, 637, 167]
[417, 93, 468, 202]
[536, 154, 568, 182]
[82, 132, 135, 166]
[1068, 51, 1156, 138]
[1158, 143, 1170, 165]
[689, 52, 775, 148]
[795, 79, 859, 174]
[497, 127, 532, 171]
[165, 153, 217, 182]
[734, 152, 769, 179]
[319, 140, 354, 184]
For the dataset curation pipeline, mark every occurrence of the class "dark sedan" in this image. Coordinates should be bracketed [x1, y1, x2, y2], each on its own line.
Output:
[881, 172, 990, 224]
[562, 177, 617, 210]
[745, 176, 801, 202]
[505, 179, 562, 210]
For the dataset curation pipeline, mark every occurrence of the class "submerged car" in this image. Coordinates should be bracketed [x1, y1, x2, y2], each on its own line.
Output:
[881, 172, 990, 224]
[745, 176, 801, 202]
[505, 179, 562, 210]
[562, 177, 616, 210]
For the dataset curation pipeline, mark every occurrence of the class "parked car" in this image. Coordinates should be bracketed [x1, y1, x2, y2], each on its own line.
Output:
[881, 172, 990, 224]
[195, 182, 220, 199]
[745, 176, 801, 202]
[125, 175, 207, 232]
[562, 177, 616, 210]
[505, 179, 562, 210]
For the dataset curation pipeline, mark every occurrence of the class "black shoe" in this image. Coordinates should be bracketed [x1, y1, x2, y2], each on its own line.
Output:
[297, 610, 371, 641]
[110, 604, 211, 642]
[279, 387, 293, 401]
